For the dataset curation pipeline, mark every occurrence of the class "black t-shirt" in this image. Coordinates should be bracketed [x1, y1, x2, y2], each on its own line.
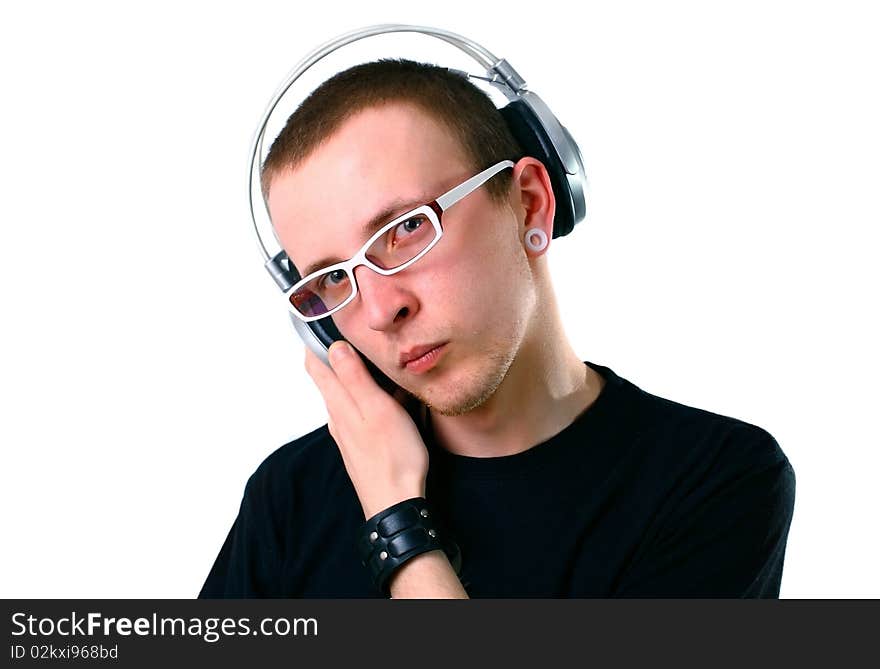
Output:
[199, 361, 796, 598]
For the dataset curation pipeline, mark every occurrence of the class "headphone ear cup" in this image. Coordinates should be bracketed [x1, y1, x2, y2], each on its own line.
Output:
[298, 303, 401, 395]
[498, 99, 580, 238]
[308, 314, 343, 349]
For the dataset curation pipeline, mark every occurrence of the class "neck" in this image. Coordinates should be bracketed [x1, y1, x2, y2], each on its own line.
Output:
[424, 294, 605, 458]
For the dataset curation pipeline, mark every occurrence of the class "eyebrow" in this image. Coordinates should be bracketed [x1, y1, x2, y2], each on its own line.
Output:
[298, 195, 431, 278]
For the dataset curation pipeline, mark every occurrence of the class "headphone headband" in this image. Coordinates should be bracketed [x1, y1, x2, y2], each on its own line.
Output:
[249, 23, 586, 296]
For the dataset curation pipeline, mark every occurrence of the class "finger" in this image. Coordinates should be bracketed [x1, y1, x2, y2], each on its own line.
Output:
[327, 341, 389, 413]
[304, 346, 361, 421]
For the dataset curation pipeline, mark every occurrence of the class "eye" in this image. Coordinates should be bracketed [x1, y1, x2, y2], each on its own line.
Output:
[320, 269, 348, 288]
[392, 215, 426, 243]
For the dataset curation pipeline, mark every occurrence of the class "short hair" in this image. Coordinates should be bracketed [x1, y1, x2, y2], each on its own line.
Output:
[260, 58, 523, 202]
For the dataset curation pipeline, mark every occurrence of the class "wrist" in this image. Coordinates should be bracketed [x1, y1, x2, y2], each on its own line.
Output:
[356, 497, 462, 597]
[361, 485, 425, 520]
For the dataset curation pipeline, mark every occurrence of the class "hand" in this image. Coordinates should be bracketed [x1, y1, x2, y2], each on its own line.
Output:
[304, 341, 429, 519]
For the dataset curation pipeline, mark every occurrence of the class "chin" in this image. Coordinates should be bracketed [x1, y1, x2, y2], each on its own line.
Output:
[410, 355, 511, 417]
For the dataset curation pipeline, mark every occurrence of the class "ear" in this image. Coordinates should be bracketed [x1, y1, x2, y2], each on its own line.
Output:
[511, 157, 556, 257]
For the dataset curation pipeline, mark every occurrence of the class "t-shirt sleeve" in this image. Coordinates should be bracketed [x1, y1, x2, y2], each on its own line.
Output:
[198, 469, 284, 598]
[614, 428, 796, 598]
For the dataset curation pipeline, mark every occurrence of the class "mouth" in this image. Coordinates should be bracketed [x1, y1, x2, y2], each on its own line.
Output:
[399, 342, 448, 374]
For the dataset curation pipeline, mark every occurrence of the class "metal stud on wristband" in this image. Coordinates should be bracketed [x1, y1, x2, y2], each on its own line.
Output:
[356, 497, 462, 596]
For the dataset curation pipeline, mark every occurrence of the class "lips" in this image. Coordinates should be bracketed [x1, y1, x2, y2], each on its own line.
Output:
[399, 342, 447, 368]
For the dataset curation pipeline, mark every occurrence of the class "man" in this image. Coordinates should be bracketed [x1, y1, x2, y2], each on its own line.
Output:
[199, 59, 795, 598]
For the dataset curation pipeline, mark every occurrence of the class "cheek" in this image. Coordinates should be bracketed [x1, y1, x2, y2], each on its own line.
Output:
[328, 312, 358, 346]
[458, 213, 524, 281]
[440, 209, 519, 275]
[438, 232, 529, 326]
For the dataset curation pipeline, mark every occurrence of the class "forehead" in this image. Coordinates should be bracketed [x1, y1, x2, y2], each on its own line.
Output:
[266, 103, 472, 273]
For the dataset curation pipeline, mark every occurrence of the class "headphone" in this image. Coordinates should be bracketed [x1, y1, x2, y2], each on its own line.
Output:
[248, 24, 588, 392]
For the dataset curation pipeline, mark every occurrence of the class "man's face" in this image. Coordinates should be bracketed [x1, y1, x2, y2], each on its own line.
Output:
[267, 103, 537, 416]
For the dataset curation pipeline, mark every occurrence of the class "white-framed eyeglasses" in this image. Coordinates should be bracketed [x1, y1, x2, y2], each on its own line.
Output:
[285, 159, 515, 322]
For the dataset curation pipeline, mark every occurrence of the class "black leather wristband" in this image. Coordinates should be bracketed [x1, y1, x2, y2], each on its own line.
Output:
[356, 497, 462, 597]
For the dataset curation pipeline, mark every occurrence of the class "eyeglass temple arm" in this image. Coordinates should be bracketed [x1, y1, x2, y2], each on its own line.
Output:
[435, 160, 515, 211]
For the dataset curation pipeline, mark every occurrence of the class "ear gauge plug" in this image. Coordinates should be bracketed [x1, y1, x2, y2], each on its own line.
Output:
[524, 227, 549, 253]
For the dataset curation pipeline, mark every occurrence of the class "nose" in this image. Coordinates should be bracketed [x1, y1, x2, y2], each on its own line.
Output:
[353, 264, 418, 331]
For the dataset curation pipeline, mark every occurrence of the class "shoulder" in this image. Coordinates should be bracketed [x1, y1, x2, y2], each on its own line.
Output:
[609, 382, 796, 597]
[615, 377, 796, 508]
[240, 423, 344, 510]
[592, 361, 793, 479]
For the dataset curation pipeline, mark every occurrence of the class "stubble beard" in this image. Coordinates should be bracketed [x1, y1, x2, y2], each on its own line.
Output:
[408, 346, 517, 417]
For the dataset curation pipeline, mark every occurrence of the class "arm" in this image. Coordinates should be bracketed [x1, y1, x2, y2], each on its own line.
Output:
[388, 551, 469, 599]
[305, 341, 468, 599]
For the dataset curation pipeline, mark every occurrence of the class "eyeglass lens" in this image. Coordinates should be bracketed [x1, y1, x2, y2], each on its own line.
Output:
[289, 212, 437, 318]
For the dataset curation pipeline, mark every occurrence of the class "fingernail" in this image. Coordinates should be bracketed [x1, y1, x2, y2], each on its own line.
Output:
[329, 342, 349, 363]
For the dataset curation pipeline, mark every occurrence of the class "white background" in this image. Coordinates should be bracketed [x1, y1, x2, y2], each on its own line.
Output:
[1, 0, 877, 598]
